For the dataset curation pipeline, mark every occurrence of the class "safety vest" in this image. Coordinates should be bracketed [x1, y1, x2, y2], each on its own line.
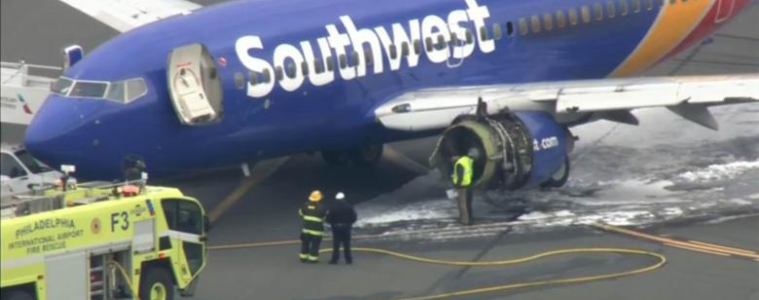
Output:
[452, 156, 474, 187]
[299, 202, 327, 236]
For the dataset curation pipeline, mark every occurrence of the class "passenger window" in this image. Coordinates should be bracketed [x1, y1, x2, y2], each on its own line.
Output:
[645, 0, 654, 10]
[543, 13, 553, 31]
[493, 24, 502, 40]
[315, 59, 325, 74]
[506, 21, 515, 37]
[234, 72, 245, 89]
[530, 15, 541, 33]
[339, 54, 347, 69]
[326, 56, 334, 71]
[581, 6, 591, 23]
[262, 69, 272, 83]
[479, 26, 489, 41]
[594, 3, 604, 20]
[632, 0, 641, 12]
[556, 11, 567, 28]
[286, 63, 296, 78]
[401, 42, 410, 56]
[619, 0, 629, 15]
[275, 66, 284, 81]
[607, 1, 616, 18]
[425, 37, 433, 52]
[301, 61, 309, 76]
[350, 52, 359, 66]
[518, 18, 529, 35]
[1, 153, 27, 179]
[436, 35, 447, 50]
[568, 8, 579, 26]
[390, 44, 399, 59]
[248, 72, 259, 86]
[465, 30, 474, 44]
[413, 40, 422, 54]
[125, 79, 147, 102]
[365, 49, 374, 65]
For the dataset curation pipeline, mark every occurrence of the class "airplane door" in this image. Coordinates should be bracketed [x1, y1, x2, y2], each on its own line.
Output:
[168, 44, 223, 125]
[714, 0, 736, 23]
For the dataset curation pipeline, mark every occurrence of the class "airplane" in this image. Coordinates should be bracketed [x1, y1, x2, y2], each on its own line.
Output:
[24, 0, 758, 192]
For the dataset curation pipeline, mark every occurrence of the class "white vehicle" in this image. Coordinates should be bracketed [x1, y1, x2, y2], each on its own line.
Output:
[0, 144, 62, 197]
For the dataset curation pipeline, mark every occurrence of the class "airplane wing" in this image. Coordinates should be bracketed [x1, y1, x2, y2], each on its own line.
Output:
[375, 74, 759, 131]
[58, 0, 202, 33]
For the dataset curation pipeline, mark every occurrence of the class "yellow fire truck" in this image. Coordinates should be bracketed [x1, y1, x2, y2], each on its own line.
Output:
[1, 181, 208, 300]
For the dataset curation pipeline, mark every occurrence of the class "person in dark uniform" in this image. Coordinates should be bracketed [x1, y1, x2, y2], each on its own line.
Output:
[299, 190, 328, 263]
[327, 192, 357, 265]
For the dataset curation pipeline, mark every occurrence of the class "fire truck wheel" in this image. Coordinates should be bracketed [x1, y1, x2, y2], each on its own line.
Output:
[2, 289, 34, 300]
[139, 267, 175, 300]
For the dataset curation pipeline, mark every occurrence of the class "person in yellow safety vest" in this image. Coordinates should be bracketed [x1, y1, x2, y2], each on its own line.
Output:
[452, 148, 477, 225]
[299, 190, 328, 263]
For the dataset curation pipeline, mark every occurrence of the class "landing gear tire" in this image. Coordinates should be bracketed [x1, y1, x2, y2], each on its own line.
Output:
[139, 267, 175, 300]
[540, 157, 570, 188]
[350, 143, 383, 167]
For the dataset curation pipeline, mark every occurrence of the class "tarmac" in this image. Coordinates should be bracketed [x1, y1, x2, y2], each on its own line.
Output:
[155, 143, 757, 300]
[196, 214, 759, 300]
[2, 1, 758, 299]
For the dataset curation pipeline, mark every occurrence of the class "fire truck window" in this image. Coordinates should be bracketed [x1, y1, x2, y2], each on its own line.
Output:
[1, 153, 27, 178]
[162, 200, 178, 229]
[184, 242, 204, 275]
[178, 201, 203, 235]
[162, 199, 202, 235]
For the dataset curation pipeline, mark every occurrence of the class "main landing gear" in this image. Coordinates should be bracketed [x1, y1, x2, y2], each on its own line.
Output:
[321, 143, 384, 167]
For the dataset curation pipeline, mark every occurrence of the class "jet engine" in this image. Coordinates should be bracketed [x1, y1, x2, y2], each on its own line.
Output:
[430, 111, 571, 190]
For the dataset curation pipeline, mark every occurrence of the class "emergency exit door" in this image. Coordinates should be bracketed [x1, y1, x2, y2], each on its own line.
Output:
[168, 43, 223, 125]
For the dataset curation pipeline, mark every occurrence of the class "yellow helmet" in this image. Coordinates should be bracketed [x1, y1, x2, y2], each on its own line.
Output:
[309, 190, 323, 202]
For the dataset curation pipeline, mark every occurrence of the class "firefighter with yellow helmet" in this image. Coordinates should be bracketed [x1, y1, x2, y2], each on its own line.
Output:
[298, 190, 328, 263]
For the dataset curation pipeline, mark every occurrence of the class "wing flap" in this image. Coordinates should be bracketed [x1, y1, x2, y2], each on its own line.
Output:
[375, 74, 759, 132]
[555, 83, 682, 113]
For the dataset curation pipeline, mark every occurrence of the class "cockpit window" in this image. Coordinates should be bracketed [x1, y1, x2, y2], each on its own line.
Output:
[126, 79, 147, 101]
[50, 77, 147, 103]
[106, 81, 126, 102]
[70, 81, 108, 98]
[51, 78, 74, 95]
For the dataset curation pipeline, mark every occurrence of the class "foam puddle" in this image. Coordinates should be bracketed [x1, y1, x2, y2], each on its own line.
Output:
[355, 160, 759, 237]
[677, 161, 759, 183]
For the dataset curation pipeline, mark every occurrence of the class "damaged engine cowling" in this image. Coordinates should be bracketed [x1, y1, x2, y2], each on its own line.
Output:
[430, 111, 571, 190]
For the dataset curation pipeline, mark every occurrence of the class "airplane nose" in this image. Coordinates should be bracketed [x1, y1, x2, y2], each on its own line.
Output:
[25, 95, 96, 169]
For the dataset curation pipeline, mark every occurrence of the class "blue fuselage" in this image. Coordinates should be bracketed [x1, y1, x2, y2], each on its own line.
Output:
[25, 0, 746, 179]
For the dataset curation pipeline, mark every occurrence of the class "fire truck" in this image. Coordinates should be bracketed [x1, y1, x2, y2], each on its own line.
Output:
[1, 178, 208, 300]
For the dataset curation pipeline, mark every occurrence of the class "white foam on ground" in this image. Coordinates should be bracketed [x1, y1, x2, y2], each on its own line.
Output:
[678, 160, 759, 182]
[725, 198, 753, 206]
[357, 200, 455, 226]
[567, 179, 683, 206]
